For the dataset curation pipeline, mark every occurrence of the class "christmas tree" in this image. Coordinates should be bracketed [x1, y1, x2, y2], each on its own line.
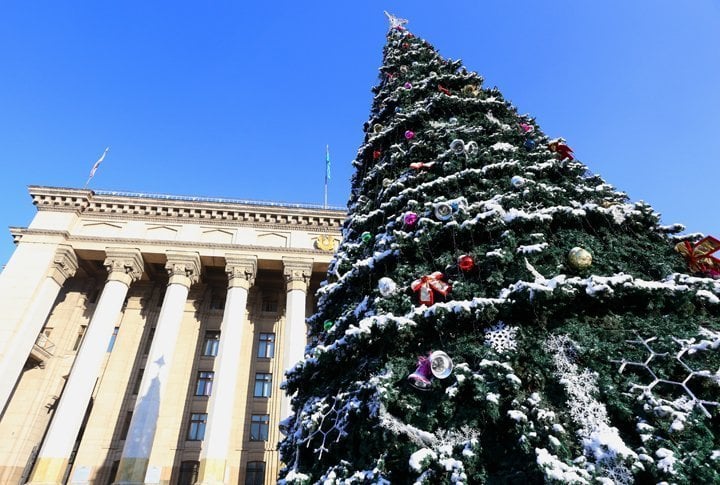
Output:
[279, 13, 720, 484]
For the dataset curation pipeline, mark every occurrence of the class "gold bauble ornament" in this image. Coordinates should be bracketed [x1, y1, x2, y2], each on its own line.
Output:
[568, 247, 592, 269]
[462, 84, 479, 97]
[372, 123, 383, 134]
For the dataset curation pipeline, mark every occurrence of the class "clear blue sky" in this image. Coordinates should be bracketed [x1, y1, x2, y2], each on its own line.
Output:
[1, 1, 718, 266]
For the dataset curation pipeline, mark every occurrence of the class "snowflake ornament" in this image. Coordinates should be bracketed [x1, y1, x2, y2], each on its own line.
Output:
[484, 322, 519, 353]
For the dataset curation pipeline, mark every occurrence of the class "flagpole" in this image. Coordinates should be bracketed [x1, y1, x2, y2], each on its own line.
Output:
[324, 144, 329, 209]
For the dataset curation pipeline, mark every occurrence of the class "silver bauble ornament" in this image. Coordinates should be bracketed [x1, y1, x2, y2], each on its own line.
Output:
[568, 247, 592, 269]
[378, 277, 397, 297]
[450, 139, 466, 154]
[434, 203, 453, 221]
[429, 351, 453, 379]
[511, 176, 526, 188]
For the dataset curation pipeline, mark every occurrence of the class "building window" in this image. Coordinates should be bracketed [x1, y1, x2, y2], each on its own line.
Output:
[143, 327, 155, 355]
[257, 333, 275, 359]
[187, 413, 207, 441]
[202, 331, 220, 357]
[133, 368, 144, 395]
[107, 326, 119, 352]
[88, 288, 100, 304]
[261, 298, 278, 313]
[155, 286, 166, 307]
[209, 287, 226, 310]
[72, 325, 87, 351]
[195, 371, 214, 396]
[253, 373, 272, 398]
[120, 411, 133, 440]
[107, 460, 120, 485]
[245, 461, 266, 485]
[250, 414, 270, 441]
[178, 460, 199, 485]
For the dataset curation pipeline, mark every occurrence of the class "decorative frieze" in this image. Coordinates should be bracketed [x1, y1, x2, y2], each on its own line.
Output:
[28, 186, 345, 228]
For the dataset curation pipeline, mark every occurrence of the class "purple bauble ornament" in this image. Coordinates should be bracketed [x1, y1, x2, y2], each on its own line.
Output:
[404, 82, 412, 89]
[404, 212, 418, 227]
[404, 130, 415, 140]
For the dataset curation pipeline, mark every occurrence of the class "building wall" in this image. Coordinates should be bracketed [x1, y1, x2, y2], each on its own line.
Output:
[0, 186, 344, 485]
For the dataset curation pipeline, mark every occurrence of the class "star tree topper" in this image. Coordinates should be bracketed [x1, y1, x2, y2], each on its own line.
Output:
[384, 11, 408, 30]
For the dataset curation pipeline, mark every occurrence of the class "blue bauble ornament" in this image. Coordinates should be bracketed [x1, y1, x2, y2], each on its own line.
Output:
[524, 139, 536, 150]
[395, 106, 403, 113]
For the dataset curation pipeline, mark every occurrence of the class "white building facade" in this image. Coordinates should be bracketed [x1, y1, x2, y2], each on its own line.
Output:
[0, 186, 344, 484]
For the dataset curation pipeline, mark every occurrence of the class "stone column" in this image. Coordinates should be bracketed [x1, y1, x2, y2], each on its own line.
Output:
[0, 245, 78, 416]
[115, 252, 200, 485]
[28, 248, 143, 485]
[280, 259, 313, 420]
[196, 255, 256, 485]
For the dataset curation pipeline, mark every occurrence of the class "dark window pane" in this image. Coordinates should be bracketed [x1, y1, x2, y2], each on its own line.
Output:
[195, 371, 214, 396]
[178, 460, 199, 485]
[120, 411, 133, 440]
[245, 461, 266, 485]
[253, 373, 271, 398]
[107, 326, 119, 352]
[257, 333, 275, 359]
[250, 414, 269, 441]
[187, 413, 207, 441]
[203, 331, 220, 357]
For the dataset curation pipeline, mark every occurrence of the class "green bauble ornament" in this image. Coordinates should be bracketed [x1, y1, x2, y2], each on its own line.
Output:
[568, 246, 592, 269]
[361, 232, 373, 243]
[323, 320, 334, 331]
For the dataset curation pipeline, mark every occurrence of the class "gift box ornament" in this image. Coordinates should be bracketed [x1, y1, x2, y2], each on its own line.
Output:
[411, 272, 451, 305]
[675, 236, 720, 276]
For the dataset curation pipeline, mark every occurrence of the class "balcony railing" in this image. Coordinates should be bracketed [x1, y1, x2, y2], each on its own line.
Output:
[31, 333, 56, 361]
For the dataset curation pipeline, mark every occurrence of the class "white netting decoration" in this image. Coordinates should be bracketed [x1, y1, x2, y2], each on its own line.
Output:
[611, 329, 720, 418]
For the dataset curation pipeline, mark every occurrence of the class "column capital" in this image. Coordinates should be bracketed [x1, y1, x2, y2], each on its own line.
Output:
[47, 245, 79, 286]
[282, 258, 313, 292]
[225, 254, 257, 290]
[104, 248, 144, 286]
[165, 251, 201, 288]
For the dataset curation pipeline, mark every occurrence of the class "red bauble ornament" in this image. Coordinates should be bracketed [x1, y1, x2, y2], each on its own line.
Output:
[373, 150, 381, 160]
[458, 255, 475, 272]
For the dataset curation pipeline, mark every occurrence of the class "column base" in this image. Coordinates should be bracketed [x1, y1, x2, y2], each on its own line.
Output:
[26, 456, 68, 485]
[195, 458, 227, 484]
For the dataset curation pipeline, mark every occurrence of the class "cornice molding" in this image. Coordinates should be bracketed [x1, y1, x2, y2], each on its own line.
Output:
[28, 185, 346, 228]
